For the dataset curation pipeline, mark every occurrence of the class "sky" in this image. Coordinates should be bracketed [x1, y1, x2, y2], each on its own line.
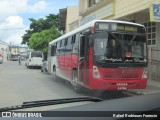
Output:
[0, 0, 78, 45]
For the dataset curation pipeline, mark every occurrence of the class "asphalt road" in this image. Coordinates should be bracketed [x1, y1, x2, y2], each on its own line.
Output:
[1, 61, 158, 109]
[0, 61, 85, 108]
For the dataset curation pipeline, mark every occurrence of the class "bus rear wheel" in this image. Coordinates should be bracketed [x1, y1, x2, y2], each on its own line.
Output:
[71, 70, 81, 93]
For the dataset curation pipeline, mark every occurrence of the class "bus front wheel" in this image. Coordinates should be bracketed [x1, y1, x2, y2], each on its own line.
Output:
[71, 70, 81, 93]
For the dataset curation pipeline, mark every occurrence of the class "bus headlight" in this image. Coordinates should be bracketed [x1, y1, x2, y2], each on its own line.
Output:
[142, 69, 147, 79]
[93, 66, 101, 78]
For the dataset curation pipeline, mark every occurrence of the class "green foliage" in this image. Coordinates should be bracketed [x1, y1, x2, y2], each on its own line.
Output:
[29, 28, 61, 54]
[21, 14, 62, 45]
[21, 13, 62, 59]
[21, 30, 32, 44]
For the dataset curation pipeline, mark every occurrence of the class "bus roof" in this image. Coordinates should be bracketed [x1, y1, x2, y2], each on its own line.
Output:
[49, 20, 144, 45]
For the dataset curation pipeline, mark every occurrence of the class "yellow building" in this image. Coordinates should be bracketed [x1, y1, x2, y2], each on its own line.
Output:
[79, 0, 160, 80]
[59, 6, 79, 33]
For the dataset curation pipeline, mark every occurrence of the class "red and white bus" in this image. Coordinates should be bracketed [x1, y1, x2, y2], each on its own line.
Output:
[48, 20, 148, 92]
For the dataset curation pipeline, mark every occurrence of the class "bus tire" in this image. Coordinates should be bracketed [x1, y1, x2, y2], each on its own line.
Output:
[53, 66, 57, 81]
[71, 70, 81, 93]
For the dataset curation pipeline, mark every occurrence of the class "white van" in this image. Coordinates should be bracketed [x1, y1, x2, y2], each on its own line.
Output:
[26, 51, 43, 68]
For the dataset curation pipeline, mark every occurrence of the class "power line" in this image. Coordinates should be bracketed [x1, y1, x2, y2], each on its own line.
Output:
[0, 28, 26, 30]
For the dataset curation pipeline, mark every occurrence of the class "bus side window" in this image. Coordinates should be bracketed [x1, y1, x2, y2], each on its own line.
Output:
[51, 43, 57, 56]
[65, 38, 68, 46]
[60, 39, 65, 54]
[51, 45, 54, 56]
[48, 45, 51, 57]
[66, 36, 72, 54]
[80, 35, 85, 57]
[72, 34, 79, 54]
[71, 35, 76, 44]
[56, 41, 60, 55]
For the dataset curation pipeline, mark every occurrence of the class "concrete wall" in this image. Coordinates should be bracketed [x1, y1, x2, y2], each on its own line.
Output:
[79, 0, 88, 14]
[66, 6, 79, 33]
[79, 0, 160, 20]
[114, 0, 155, 19]
[156, 22, 160, 50]
[69, 20, 79, 32]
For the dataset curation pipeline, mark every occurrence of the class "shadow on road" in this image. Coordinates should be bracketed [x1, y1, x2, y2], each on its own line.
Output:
[49, 76, 140, 100]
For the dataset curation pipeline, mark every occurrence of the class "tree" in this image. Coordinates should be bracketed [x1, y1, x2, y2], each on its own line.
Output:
[45, 14, 62, 31]
[21, 14, 62, 45]
[29, 27, 61, 59]
[21, 30, 32, 45]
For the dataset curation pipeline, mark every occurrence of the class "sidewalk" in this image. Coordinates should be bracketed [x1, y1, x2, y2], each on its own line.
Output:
[148, 79, 160, 88]
[129, 79, 160, 95]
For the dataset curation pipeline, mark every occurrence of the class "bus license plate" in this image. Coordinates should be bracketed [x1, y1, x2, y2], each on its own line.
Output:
[117, 83, 128, 90]
[117, 87, 127, 90]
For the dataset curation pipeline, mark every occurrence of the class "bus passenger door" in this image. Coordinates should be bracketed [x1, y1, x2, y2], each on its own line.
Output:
[78, 34, 89, 87]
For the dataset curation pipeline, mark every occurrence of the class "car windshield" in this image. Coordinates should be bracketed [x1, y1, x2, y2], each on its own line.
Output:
[0, 0, 160, 118]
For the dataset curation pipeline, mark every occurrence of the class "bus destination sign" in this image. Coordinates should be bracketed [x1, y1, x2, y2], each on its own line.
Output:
[95, 22, 139, 32]
[116, 24, 138, 31]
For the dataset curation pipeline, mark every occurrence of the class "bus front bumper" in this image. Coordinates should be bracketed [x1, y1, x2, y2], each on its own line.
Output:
[89, 78, 147, 90]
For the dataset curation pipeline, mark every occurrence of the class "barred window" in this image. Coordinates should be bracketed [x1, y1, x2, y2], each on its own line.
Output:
[143, 22, 156, 45]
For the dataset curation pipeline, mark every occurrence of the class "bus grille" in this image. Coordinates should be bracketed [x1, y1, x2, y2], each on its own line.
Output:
[104, 70, 140, 79]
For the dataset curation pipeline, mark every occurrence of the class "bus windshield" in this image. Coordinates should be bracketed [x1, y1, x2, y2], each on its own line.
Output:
[93, 32, 147, 64]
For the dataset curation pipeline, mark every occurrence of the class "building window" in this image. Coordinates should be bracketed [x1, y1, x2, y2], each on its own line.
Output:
[143, 22, 156, 46]
[88, 0, 96, 7]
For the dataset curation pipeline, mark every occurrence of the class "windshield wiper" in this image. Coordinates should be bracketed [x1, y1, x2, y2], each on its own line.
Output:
[128, 35, 136, 46]
[0, 96, 102, 112]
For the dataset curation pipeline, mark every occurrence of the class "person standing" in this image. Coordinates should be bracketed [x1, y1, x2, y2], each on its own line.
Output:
[18, 56, 21, 65]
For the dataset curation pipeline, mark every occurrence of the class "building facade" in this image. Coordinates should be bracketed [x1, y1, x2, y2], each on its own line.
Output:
[79, 0, 160, 81]
[10, 46, 28, 55]
[0, 40, 10, 63]
[59, 6, 79, 33]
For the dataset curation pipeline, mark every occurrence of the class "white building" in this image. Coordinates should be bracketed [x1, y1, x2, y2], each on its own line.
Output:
[0, 40, 10, 63]
[10, 46, 28, 55]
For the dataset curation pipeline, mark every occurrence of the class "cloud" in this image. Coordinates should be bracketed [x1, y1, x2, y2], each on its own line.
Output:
[0, 0, 48, 44]
[0, 16, 26, 44]
[0, 0, 47, 17]
[29, 1, 47, 12]
[0, 16, 24, 28]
